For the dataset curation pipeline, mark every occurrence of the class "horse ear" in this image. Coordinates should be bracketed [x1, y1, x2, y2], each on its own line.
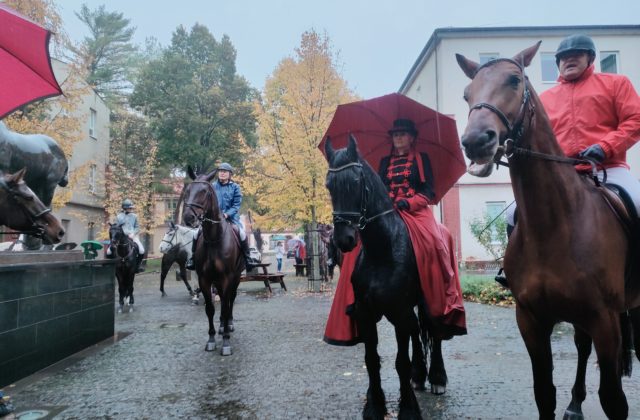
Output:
[347, 134, 358, 161]
[187, 165, 196, 180]
[513, 41, 542, 68]
[456, 53, 479, 79]
[205, 169, 217, 183]
[324, 137, 335, 163]
[6, 167, 27, 185]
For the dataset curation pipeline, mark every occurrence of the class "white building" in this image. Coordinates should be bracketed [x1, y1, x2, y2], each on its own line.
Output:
[399, 25, 640, 262]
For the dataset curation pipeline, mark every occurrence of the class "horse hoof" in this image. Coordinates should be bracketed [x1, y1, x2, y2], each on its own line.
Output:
[229, 324, 235, 332]
[191, 297, 199, 305]
[221, 345, 232, 356]
[563, 409, 584, 420]
[411, 380, 426, 391]
[117, 307, 123, 314]
[161, 291, 167, 297]
[205, 341, 217, 351]
[129, 306, 134, 313]
[431, 384, 446, 395]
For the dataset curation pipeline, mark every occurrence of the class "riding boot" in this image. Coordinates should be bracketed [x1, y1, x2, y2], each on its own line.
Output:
[136, 252, 145, 273]
[494, 267, 508, 288]
[185, 231, 198, 270]
[240, 237, 257, 271]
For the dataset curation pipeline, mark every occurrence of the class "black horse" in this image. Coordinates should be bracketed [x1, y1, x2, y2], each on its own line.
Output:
[325, 136, 447, 419]
[108, 223, 139, 313]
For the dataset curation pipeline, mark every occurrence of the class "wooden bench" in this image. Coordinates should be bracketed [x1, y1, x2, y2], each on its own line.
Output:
[294, 263, 307, 277]
[241, 262, 287, 293]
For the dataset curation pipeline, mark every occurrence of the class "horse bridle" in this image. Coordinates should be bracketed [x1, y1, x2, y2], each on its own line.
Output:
[328, 162, 394, 230]
[1, 180, 52, 237]
[468, 58, 533, 155]
[160, 226, 193, 250]
[468, 58, 603, 184]
[184, 181, 222, 225]
[110, 228, 135, 261]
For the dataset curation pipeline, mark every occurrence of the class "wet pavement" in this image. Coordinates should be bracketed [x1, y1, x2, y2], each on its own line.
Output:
[3, 257, 640, 419]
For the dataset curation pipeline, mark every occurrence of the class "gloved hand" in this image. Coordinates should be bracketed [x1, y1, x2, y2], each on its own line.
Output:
[578, 144, 605, 163]
[396, 199, 410, 211]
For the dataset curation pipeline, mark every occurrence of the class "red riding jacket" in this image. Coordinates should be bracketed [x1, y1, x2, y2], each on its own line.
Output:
[539, 65, 640, 170]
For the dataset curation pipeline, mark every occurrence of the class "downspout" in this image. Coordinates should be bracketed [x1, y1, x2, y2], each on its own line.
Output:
[434, 42, 445, 223]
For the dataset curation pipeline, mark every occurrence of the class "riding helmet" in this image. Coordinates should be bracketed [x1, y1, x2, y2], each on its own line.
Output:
[122, 198, 134, 209]
[555, 34, 596, 64]
[217, 162, 234, 173]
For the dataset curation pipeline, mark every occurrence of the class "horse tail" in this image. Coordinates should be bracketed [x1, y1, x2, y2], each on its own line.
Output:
[417, 300, 432, 368]
[58, 163, 69, 187]
[620, 311, 633, 377]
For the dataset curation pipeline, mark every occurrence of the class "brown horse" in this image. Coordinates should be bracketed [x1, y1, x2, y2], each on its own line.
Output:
[0, 168, 65, 245]
[182, 167, 243, 356]
[457, 42, 640, 419]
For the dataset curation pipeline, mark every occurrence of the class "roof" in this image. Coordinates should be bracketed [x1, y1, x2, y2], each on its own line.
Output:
[399, 25, 640, 94]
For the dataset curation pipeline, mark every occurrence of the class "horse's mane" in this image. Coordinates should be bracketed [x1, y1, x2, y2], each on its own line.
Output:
[330, 147, 390, 206]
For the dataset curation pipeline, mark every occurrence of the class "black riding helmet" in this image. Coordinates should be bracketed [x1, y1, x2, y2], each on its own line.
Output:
[555, 34, 596, 65]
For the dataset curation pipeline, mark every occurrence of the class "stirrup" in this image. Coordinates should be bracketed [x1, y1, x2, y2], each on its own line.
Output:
[494, 268, 508, 288]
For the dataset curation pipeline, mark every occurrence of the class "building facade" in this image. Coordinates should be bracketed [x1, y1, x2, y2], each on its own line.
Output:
[51, 60, 111, 246]
[399, 25, 640, 262]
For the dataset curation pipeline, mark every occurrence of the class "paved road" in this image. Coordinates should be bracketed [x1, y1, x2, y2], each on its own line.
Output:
[4, 262, 640, 419]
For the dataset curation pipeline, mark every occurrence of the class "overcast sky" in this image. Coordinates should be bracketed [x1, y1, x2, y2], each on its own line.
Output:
[57, 0, 640, 99]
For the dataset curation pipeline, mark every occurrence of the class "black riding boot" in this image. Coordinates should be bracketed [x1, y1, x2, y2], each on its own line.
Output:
[494, 223, 514, 288]
[136, 252, 145, 273]
[240, 237, 257, 271]
[186, 232, 198, 270]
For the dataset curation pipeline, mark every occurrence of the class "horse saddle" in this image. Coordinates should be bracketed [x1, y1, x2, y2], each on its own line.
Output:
[600, 183, 638, 238]
[228, 221, 241, 247]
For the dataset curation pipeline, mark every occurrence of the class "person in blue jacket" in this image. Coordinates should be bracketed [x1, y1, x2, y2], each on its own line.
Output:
[186, 163, 257, 270]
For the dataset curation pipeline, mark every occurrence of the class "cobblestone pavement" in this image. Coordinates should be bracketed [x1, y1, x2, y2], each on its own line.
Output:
[4, 258, 640, 419]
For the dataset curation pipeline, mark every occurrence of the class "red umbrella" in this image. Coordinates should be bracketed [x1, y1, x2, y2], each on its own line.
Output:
[0, 3, 63, 120]
[318, 93, 465, 204]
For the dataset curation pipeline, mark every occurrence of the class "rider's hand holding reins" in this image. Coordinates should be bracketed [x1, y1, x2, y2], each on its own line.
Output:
[579, 144, 606, 163]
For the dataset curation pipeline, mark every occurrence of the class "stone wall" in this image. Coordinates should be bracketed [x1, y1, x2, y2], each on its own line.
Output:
[0, 257, 116, 387]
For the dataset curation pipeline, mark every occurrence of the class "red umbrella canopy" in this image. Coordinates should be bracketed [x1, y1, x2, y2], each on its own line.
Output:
[319, 93, 466, 204]
[0, 3, 63, 120]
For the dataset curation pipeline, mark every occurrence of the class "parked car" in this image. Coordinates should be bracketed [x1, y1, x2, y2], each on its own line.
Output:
[249, 247, 262, 262]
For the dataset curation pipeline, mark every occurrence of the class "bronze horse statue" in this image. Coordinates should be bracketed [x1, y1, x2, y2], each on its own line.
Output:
[108, 223, 140, 314]
[325, 136, 448, 419]
[182, 166, 243, 356]
[0, 168, 65, 245]
[457, 42, 640, 419]
[0, 122, 68, 249]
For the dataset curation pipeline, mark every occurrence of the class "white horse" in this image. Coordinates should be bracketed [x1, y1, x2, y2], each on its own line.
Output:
[158, 222, 199, 303]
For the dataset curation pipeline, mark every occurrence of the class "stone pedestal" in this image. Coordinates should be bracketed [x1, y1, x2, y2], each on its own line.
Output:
[0, 257, 116, 387]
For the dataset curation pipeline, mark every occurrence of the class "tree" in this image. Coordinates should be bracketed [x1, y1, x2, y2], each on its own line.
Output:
[73, 4, 138, 107]
[244, 30, 358, 230]
[105, 111, 158, 236]
[469, 210, 508, 261]
[129, 24, 257, 173]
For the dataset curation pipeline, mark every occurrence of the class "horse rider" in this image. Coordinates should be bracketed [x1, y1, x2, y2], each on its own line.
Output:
[107, 198, 146, 273]
[324, 119, 467, 345]
[185, 163, 257, 271]
[498, 34, 640, 287]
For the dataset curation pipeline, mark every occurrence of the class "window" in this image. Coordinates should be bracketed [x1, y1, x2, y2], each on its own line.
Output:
[88, 164, 97, 193]
[486, 201, 506, 244]
[89, 108, 97, 138]
[165, 198, 179, 221]
[479, 53, 500, 65]
[541, 53, 558, 83]
[600, 51, 619, 74]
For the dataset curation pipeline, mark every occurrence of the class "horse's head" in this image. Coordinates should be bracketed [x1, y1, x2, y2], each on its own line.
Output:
[324, 135, 364, 252]
[159, 221, 178, 254]
[108, 222, 128, 252]
[0, 168, 65, 244]
[182, 166, 219, 228]
[456, 42, 541, 177]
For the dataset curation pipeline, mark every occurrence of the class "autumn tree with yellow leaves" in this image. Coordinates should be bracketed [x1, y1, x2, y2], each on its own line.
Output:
[245, 30, 359, 230]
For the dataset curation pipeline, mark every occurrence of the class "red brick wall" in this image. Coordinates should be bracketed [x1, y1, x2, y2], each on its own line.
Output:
[440, 185, 461, 261]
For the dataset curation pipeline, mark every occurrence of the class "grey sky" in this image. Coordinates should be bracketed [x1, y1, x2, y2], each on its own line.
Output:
[57, 0, 640, 99]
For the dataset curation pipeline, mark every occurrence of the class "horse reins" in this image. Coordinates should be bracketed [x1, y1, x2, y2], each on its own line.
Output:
[328, 162, 395, 230]
[470, 58, 604, 186]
